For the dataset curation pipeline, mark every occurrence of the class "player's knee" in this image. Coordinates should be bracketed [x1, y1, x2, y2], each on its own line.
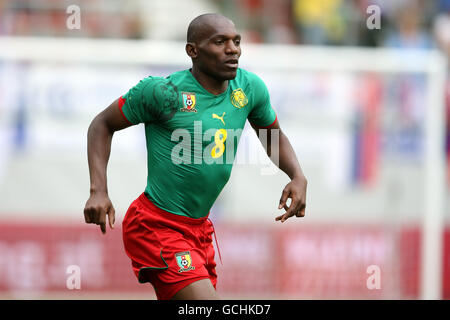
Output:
[171, 278, 219, 300]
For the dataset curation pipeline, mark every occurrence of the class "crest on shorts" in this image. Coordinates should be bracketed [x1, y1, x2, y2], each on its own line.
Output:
[180, 92, 197, 112]
[175, 251, 195, 272]
[230, 88, 248, 109]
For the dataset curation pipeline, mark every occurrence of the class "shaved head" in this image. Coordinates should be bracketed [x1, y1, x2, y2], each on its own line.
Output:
[187, 13, 235, 44]
[185, 13, 241, 86]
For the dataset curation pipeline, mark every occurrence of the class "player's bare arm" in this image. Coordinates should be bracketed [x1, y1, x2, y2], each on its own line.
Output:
[251, 119, 308, 223]
[84, 99, 132, 234]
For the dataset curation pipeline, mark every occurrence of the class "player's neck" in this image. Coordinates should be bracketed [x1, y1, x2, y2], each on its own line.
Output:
[190, 67, 228, 95]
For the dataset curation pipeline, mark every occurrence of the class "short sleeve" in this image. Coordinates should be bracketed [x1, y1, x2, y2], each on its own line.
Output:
[247, 73, 277, 128]
[119, 76, 180, 125]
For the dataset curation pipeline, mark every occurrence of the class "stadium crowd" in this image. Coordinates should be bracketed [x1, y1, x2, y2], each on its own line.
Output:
[0, 0, 449, 182]
[0, 0, 448, 50]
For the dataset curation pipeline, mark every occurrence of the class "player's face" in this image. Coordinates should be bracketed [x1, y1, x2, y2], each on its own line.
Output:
[195, 22, 241, 81]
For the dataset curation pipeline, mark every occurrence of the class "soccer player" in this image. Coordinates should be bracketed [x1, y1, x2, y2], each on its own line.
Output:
[84, 13, 307, 300]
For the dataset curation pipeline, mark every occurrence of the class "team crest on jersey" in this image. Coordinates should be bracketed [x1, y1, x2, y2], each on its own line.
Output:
[175, 251, 195, 272]
[181, 92, 197, 112]
[230, 88, 248, 109]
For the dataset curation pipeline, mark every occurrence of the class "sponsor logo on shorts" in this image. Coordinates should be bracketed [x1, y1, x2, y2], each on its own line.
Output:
[175, 251, 195, 272]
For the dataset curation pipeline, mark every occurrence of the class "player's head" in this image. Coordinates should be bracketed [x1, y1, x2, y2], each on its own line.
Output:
[186, 13, 241, 81]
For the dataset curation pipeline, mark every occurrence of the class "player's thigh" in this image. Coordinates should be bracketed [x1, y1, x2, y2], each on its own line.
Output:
[171, 278, 219, 300]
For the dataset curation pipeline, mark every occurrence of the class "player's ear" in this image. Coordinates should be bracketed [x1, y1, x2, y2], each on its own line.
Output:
[186, 42, 198, 59]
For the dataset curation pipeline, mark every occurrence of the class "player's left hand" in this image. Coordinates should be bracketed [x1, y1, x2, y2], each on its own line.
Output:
[275, 175, 307, 223]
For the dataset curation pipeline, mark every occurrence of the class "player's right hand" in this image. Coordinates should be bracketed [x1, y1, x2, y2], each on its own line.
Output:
[83, 192, 115, 234]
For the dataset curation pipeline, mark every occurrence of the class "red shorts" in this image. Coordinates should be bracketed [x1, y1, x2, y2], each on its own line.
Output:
[122, 193, 217, 300]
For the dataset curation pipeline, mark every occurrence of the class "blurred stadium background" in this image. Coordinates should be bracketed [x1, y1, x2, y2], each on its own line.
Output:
[0, 0, 449, 300]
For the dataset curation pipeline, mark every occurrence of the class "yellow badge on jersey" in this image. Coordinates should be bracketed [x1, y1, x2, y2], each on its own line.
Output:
[230, 88, 248, 109]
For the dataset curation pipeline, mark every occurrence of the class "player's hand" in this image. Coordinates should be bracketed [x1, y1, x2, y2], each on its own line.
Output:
[275, 175, 307, 223]
[84, 191, 115, 234]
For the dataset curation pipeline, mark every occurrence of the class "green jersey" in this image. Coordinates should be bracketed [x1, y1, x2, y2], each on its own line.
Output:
[120, 68, 276, 219]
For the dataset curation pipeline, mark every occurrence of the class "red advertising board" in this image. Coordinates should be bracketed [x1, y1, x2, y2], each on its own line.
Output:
[0, 222, 448, 299]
